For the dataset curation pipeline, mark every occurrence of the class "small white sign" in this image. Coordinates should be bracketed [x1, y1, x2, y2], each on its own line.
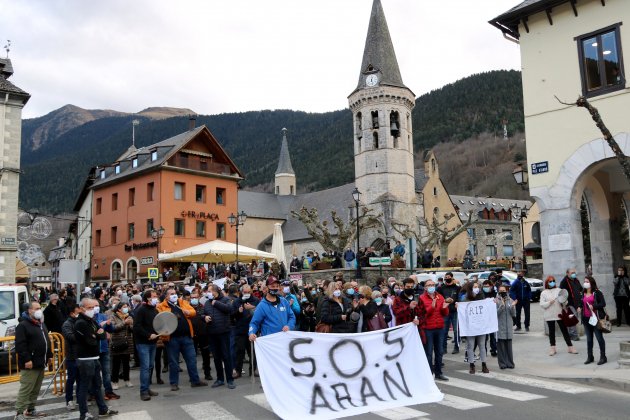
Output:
[548, 234, 572, 252]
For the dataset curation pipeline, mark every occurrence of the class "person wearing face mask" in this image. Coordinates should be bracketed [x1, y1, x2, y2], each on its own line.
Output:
[540, 276, 577, 356]
[393, 278, 427, 343]
[438, 272, 461, 355]
[419, 280, 450, 381]
[249, 275, 297, 349]
[495, 285, 516, 369]
[379, 286, 396, 327]
[205, 284, 237, 389]
[75, 298, 118, 419]
[318, 282, 359, 333]
[613, 266, 630, 327]
[189, 290, 212, 381]
[581, 276, 608, 365]
[109, 303, 135, 391]
[509, 270, 532, 332]
[62, 304, 82, 411]
[157, 288, 207, 392]
[14, 302, 53, 419]
[132, 290, 161, 401]
[280, 281, 301, 318]
[462, 282, 489, 374]
[372, 291, 393, 325]
[234, 285, 259, 378]
[560, 268, 583, 341]
[481, 280, 498, 357]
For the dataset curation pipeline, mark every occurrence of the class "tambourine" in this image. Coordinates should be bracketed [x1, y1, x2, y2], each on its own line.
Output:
[153, 311, 178, 335]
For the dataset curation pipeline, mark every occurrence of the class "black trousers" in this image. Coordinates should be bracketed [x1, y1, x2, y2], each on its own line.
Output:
[193, 335, 211, 378]
[234, 333, 255, 375]
[546, 320, 572, 347]
[208, 332, 233, 382]
[111, 353, 130, 382]
[514, 300, 530, 329]
[614, 296, 630, 325]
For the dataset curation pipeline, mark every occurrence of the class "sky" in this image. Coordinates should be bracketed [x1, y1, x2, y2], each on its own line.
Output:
[0, 0, 522, 119]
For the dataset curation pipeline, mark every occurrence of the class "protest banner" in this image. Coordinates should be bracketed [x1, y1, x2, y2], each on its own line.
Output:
[254, 323, 443, 420]
[457, 298, 499, 337]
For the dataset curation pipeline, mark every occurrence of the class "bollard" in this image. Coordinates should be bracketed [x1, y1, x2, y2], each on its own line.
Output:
[619, 341, 630, 369]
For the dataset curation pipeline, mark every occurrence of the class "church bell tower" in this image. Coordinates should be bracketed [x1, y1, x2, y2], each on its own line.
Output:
[348, 0, 419, 241]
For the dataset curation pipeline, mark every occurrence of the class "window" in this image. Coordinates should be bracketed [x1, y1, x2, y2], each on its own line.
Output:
[127, 260, 138, 282]
[371, 111, 379, 128]
[196, 221, 206, 238]
[275, 186, 279, 194]
[577, 24, 625, 97]
[373, 132, 379, 149]
[132, 158, 138, 168]
[147, 219, 154, 237]
[147, 182, 154, 201]
[390, 111, 400, 138]
[129, 188, 135, 206]
[216, 188, 226, 205]
[467, 228, 476, 239]
[95, 230, 101, 247]
[433, 187, 437, 196]
[174, 219, 185, 236]
[112, 193, 118, 211]
[174, 182, 185, 200]
[95, 198, 102, 215]
[216, 222, 226, 239]
[485, 229, 496, 236]
[502, 229, 513, 241]
[355, 112, 362, 138]
[128, 223, 135, 241]
[115, 164, 120, 174]
[111, 226, 118, 244]
[196, 185, 206, 203]
[486, 245, 497, 257]
[290, 185, 294, 195]
[112, 261, 121, 281]
[503, 245, 514, 257]
[100, 170, 106, 179]
[151, 150, 158, 161]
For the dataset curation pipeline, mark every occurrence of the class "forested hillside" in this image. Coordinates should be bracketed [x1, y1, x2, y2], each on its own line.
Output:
[19, 70, 525, 214]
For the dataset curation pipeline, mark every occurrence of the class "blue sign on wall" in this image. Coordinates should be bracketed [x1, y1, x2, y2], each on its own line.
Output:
[531, 161, 549, 175]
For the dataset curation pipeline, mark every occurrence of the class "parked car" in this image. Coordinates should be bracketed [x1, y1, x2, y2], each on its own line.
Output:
[0, 284, 30, 373]
[475, 270, 543, 302]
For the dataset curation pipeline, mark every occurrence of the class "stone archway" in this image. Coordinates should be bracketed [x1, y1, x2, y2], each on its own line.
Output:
[530, 133, 630, 297]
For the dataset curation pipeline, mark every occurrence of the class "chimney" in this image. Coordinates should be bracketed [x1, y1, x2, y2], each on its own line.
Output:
[188, 115, 196, 130]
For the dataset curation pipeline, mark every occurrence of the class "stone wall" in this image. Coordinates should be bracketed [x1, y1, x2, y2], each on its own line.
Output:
[292, 266, 416, 286]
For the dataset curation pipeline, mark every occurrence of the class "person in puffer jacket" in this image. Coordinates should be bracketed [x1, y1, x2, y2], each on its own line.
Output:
[204, 284, 236, 389]
[419, 279, 449, 381]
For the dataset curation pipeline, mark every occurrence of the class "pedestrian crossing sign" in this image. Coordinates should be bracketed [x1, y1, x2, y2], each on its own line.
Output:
[148, 267, 159, 279]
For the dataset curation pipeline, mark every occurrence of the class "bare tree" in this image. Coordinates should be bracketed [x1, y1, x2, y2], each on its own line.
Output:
[556, 95, 630, 183]
[290, 206, 383, 254]
[392, 212, 473, 260]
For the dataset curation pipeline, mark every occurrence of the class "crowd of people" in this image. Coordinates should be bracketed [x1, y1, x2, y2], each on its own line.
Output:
[12, 263, 627, 420]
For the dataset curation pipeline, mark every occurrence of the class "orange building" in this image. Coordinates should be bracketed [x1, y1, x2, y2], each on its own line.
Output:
[90, 125, 243, 281]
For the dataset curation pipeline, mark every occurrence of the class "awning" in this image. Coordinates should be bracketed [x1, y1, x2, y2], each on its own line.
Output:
[158, 239, 277, 264]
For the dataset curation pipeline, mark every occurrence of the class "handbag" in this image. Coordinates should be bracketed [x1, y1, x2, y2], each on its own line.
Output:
[588, 313, 598, 326]
[315, 322, 332, 333]
[111, 339, 129, 352]
[559, 307, 579, 327]
[595, 310, 612, 333]
[367, 312, 387, 331]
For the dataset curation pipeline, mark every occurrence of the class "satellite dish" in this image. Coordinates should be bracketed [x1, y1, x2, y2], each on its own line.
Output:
[153, 312, 178, 336]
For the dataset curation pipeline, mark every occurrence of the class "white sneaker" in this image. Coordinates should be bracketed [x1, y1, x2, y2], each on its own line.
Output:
[125, 381, 134, 388]
[112, 382, 119, 390]
[66, 401, 76, 411]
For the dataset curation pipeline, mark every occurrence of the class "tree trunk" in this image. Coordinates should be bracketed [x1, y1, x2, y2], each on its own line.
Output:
[440, 242, 449, 262]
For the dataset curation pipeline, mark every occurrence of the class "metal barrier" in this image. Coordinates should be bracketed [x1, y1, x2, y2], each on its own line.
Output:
[0, 332, 66, 395]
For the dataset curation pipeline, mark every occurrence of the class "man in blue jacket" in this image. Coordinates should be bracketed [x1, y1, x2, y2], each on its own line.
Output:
[249, 276, 296, 341]
[509, 270, 531, 332]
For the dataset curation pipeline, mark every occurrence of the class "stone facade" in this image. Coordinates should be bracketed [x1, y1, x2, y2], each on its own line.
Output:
[0, 59, 30, 280]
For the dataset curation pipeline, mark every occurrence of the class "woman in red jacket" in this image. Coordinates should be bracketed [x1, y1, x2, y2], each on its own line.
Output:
[419, 279, 450, 381]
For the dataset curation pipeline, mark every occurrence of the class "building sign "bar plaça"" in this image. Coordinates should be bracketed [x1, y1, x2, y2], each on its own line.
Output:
[180, 211, 219, 220]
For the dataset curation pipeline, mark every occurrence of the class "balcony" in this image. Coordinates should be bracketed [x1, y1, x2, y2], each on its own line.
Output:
[168, 154, 232, 176]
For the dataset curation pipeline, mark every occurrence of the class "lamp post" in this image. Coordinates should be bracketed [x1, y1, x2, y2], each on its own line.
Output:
[228, 211, 247, 278]
[151, 226, 165, 279]
[512, 164, 530, 271]
[352, 187, 362, 279]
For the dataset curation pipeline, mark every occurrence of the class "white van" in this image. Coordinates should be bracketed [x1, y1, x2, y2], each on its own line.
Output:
[0, 284, 30, 371]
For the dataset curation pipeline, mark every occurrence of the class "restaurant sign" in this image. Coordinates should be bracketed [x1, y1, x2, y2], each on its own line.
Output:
[180, 211, 219, 220]
[125, 241, 158, 252]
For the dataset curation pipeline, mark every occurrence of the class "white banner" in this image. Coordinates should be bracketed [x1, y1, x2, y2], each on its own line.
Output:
[254, 323, 443, 420]
[457, 298, 498, 337]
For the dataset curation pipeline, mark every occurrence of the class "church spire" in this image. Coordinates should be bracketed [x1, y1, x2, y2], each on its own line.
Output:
[355, 0, 406, 90]
[275, 128, 296, 196]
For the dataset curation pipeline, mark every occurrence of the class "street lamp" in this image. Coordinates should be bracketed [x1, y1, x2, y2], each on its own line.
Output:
[511, 205, 528, 272]
[151, 226, 165, 279]
[352, 187, 362, 279]
[512, 165, 529, 190]
[228, 211, 247, 279]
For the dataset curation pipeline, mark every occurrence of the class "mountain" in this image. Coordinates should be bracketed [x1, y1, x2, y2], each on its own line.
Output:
[19, 70, 525, 214]
[21, 105, 196, 152]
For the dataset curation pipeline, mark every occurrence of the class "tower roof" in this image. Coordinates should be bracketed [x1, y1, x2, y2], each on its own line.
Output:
[355, 0, 406, 90]
[275, 128, 294, 175]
